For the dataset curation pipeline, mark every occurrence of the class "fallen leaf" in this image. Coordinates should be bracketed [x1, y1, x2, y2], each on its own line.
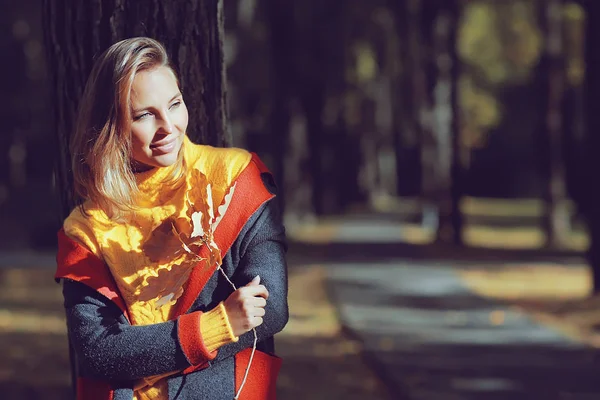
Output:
[140, 169, 237, 309]
[142, 218, 186, 263]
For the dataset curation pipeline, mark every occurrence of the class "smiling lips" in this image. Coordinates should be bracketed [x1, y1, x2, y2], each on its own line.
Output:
[150, 136, 179, 154]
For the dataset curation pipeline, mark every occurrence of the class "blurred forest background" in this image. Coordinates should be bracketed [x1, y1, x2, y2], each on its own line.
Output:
[0, 0, 596, 266]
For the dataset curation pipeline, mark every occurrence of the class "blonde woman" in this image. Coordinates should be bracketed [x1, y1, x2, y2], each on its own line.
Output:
[55, 37, 288, 400]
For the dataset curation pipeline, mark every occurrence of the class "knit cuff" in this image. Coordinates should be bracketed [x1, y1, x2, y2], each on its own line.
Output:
[200, 302, 239, 352]
[178, 311, 217, 365]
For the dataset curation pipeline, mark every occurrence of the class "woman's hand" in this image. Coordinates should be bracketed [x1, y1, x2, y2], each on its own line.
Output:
[223, 275, 269, 337]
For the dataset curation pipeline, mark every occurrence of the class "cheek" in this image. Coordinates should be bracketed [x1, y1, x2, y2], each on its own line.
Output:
[179, 105, 189, 130]
[131, 126, 152, 148]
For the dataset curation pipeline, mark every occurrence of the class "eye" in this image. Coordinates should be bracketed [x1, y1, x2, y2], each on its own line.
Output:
[133, 112, 152, 121]
[169, 101, 182, 110]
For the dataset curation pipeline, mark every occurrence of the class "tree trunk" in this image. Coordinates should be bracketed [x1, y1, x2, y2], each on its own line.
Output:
[43, 0, 228, 220]
[301, 83, 326, 215]
[399, 0, 442, 232]
[431, 0, 463, 245]
[538, 0, 570, 248]
[389, 0, 416, 196]
[296, 0, 348, 216]
[264, 0, 296, 214]
[583, 0, 600, 293]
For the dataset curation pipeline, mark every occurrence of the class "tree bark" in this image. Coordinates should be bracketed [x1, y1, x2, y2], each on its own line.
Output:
[43, 0, 228, 219]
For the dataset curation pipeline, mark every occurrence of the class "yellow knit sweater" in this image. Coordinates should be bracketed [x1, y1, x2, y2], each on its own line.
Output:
[63, 136, 252, 399]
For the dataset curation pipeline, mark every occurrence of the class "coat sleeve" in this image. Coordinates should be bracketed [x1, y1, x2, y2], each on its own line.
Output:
[213, 197, 289, 361]
[62, 279, 216, 381]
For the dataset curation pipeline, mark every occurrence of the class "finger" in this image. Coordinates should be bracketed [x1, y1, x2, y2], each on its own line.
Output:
[246, 275, 260, 286]
[248, 296, 267, 308]
[252, 307, 266, 317]
[244, 296, 266, 308]
[241, 285, 269, 299]
[260, 286, 269, 299]
[250, 316, 264, 328]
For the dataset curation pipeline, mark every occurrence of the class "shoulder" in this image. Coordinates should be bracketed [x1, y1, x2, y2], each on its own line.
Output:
[184, 137, 252, 187]
[183, 136, 277, 197]
[62, 204, 107, 259]
[56, 206, 110, 284]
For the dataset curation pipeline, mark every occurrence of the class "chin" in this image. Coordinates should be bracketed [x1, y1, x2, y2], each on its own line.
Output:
[152, 153, 180, 168]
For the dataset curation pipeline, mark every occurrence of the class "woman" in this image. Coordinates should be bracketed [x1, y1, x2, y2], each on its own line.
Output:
[55, 37, 288, 400]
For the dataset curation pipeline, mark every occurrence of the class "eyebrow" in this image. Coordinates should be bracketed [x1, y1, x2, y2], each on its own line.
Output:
[132, 93, 182, 114]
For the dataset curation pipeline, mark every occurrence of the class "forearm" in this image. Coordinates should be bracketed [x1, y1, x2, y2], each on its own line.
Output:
[216, 208, 289, 360]
[63, 280, 217, 381]
[135, 302, 238, 390]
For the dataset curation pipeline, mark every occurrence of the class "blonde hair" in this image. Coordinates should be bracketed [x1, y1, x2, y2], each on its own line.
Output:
[71, 37, 186, 218]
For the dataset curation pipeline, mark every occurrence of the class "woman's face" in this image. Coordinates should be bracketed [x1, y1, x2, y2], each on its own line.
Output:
[129, 65, 188, 172]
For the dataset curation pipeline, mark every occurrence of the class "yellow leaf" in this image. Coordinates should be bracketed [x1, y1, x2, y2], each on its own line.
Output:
[141, 218, 186, 263]
[140, 168, 235, 309]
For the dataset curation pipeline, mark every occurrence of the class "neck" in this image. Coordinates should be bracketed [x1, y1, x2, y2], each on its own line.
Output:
[131, 160, 155, 174]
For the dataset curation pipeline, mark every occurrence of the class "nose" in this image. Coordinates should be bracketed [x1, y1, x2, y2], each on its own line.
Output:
[160, 114, 174, 134]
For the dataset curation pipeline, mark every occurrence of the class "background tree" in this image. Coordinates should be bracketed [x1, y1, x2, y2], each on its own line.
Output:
[581, 0, 600, 292]
[428, 0, 463, 244]
[263, 0, 296, 214]
[536, 0, 570, 248]
[43, 0, 228, 220]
